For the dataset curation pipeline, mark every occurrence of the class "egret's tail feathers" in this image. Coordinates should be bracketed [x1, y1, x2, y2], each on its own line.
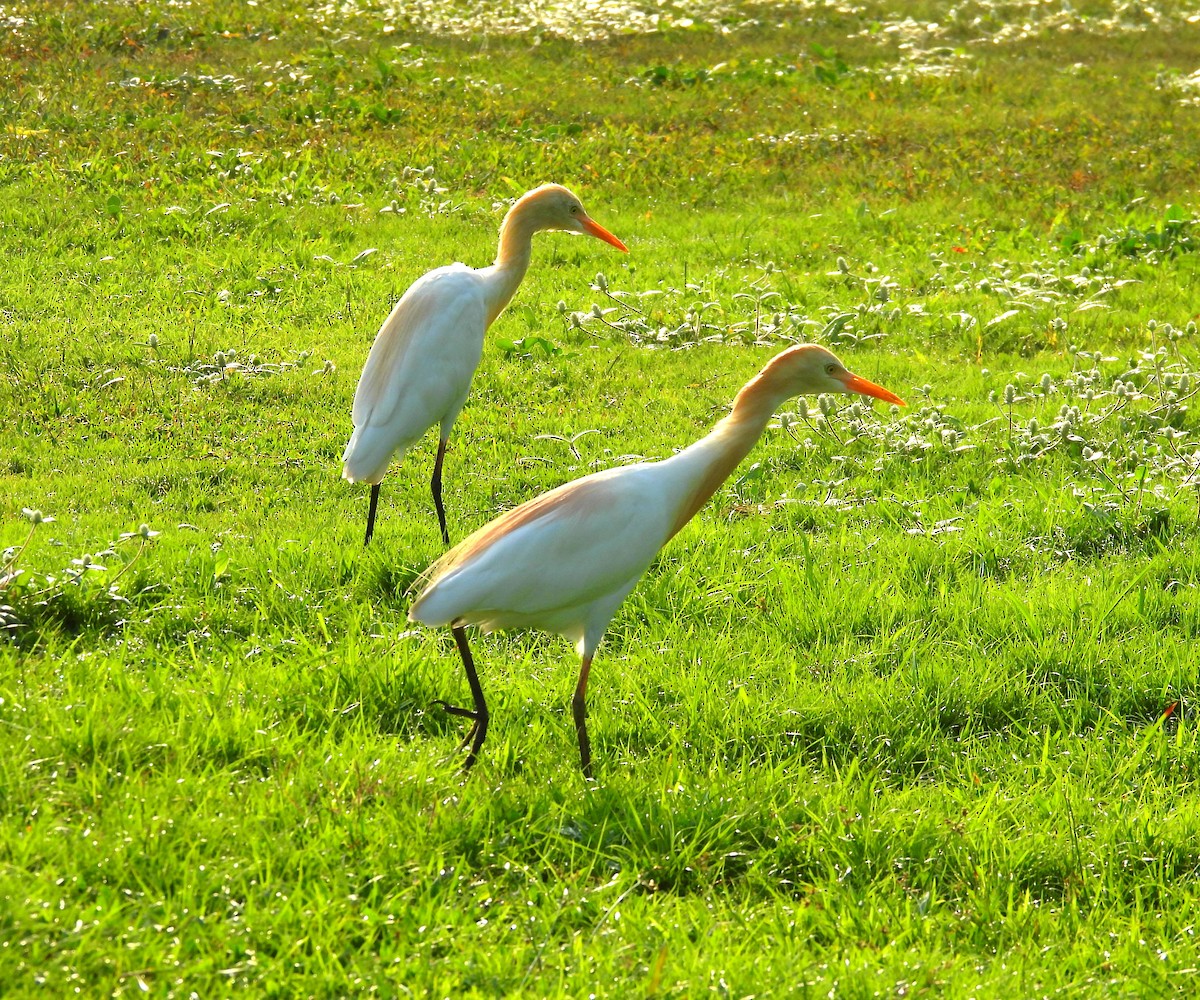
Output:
[341, 427, 402, 485]
[408, 587, 449, 626]
[408, 566, 473, 626]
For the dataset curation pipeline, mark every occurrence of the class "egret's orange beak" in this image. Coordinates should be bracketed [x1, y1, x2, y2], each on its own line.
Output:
[579, 216, 628, 253]
[841, 372, 906, 406]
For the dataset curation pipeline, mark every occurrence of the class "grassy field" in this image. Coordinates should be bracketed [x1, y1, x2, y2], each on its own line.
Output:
[3, 0, 1200, 994]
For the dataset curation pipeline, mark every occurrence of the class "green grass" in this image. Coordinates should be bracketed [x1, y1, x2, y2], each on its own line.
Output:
[3, 0, 1200, 994]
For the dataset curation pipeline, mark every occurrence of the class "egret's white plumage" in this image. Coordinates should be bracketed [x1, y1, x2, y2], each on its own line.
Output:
[342, 184, 627, 545]
[343, 266, 484, 485]
[408, 344, 906, 777]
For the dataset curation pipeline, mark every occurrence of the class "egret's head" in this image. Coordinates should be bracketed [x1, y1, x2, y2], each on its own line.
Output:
[763, 344, 905, 405]
[511, 184, 628, 252]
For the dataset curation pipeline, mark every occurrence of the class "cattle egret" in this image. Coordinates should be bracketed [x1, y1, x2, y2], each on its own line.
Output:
[409, 344, 905, 777]
[342, 184, 627, 546]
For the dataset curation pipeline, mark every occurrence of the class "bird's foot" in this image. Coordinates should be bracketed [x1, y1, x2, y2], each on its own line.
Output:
[431, 699, 482, 750]
[431, 698, 478, 720]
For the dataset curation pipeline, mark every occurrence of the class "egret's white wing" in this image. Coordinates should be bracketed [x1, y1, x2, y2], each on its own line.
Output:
[350, 265, 487, 431]
[410, 464, 675, 627]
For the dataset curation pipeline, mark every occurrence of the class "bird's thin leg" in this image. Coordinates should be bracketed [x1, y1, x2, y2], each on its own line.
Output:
[363, 484, 381, 547]
[431, 625, 489, 770]
[431, 437, 450, 546]
[572, 655, 595, 780]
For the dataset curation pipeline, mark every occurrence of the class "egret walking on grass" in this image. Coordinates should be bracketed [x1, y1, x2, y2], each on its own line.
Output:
[342, 184, 628, 546]
[408, 344, 905, 778]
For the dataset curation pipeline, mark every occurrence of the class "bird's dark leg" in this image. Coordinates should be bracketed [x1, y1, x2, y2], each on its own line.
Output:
[431, 437, 450, 546]
[572, 655, 595, 780]
[431, 625, 489, 770]
[363, 484, 381, 547]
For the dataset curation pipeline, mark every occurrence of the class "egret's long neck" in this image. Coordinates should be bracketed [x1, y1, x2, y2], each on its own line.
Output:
[481, 203, 537, 327]
[662, 372, 790, 540]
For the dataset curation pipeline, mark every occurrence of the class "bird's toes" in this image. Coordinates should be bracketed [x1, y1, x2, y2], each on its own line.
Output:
[431, 699, 479, 721]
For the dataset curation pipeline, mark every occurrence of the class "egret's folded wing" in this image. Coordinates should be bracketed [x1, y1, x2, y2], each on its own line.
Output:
[351, 266, 485, 430]
[410, 466, 671, 626]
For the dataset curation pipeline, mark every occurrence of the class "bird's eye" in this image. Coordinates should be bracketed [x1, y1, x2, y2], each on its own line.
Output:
[570, 205, 579, 214]
[825, 363, 838, 375]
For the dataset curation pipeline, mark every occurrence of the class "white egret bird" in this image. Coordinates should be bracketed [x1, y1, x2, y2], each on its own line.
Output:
[342, 184, 627, 546]
[408, 344, 905, 777]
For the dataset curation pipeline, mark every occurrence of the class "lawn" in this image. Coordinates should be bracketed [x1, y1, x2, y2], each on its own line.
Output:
[3, 0, 1200, 995]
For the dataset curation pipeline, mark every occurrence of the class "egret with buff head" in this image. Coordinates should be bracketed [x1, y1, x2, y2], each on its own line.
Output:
[408, 344, 905, 778]
[342, 184, 628, 546]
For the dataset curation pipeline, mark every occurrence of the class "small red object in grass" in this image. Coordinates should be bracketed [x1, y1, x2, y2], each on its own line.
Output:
[952, 246, 967, 253]
[1163, 701, 1179, 719]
